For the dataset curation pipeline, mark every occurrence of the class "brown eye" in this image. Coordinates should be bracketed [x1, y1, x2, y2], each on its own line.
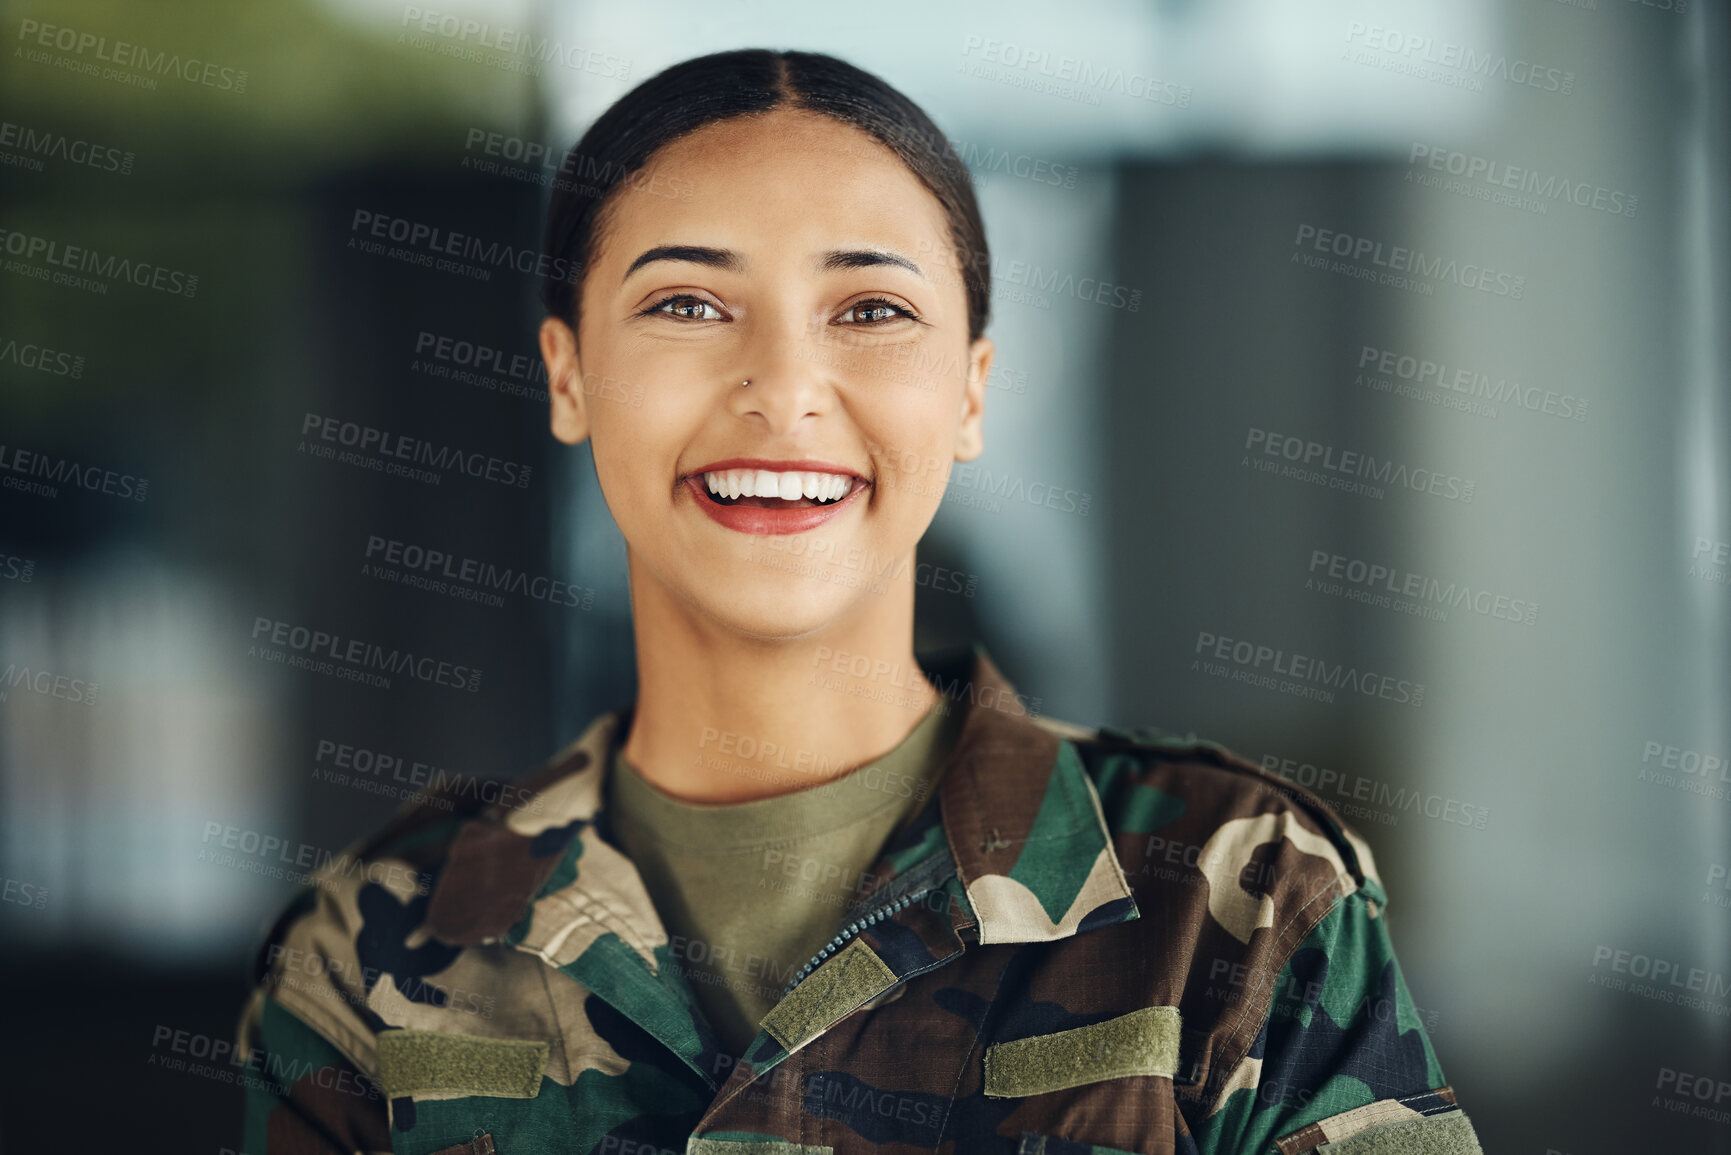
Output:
[837, 299, 915, 325]
[644, 295, 723, 321]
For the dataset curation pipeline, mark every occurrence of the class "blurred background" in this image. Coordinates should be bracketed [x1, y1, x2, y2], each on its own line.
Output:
[2, 0, 1727, 1150]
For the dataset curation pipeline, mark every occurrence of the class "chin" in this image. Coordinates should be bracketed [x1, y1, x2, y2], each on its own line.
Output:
[681, 572, 869, 642]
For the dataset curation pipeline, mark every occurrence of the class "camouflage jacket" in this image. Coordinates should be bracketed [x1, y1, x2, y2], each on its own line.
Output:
[237, 648, 1481, 1155]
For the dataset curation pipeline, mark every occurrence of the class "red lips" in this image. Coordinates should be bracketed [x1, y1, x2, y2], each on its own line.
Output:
[684, 458, 868, 535]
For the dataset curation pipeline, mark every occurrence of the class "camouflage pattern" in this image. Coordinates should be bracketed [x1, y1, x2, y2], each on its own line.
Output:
[237, 647, 1480, 1155]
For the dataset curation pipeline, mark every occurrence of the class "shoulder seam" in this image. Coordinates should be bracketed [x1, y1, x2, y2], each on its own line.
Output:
[1082, 726, 1369, 886]
[351, 717, 618, 864]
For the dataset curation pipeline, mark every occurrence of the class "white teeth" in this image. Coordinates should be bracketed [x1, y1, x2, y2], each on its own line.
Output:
[701, 468, 855, 503]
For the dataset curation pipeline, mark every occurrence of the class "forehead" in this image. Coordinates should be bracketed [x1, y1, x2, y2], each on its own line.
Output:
[589, 108, 955, 275]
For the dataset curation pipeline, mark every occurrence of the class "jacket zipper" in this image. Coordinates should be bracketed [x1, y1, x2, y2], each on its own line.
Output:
[780, 885, 933, 998]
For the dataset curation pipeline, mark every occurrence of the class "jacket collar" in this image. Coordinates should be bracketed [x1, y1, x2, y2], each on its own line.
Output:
[930, 647, 1140, 944]
[421, 645, 1138, 957]
[412, 646, 1138, 1088]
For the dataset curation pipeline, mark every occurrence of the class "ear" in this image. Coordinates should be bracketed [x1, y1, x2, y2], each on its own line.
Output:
[540, 315, 590, 446]
[954, 335, 993, 463]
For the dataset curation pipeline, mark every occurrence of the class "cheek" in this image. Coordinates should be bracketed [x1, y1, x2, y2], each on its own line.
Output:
[862, 395, 959, 508]
[587, 404, 675, 519]
[586, 366, 717, 505]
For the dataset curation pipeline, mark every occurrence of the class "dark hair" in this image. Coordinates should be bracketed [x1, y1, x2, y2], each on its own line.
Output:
[540, 49, 991, 342]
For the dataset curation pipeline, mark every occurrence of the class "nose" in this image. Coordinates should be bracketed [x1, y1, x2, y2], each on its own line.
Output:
[726, 320, 832, 434]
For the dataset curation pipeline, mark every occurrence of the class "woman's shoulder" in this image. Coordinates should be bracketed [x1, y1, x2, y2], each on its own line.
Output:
[238, 720, 620, 1077]
[1035, 715, 1382, 916]
[1023, 717, 1460, 1149]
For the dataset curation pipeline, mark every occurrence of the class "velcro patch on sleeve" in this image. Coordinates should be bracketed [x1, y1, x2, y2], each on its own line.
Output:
[376, 1029, 548, 1100]
[1313, 1110, 1480, 1154]
[686, 1138, 834, 1155]
[1276, 1088, 1469, 1154]
[983, 1005, 1181, 1098]
[759, 939, 898, 1053]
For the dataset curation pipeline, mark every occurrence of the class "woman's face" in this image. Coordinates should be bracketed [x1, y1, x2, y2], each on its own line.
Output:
[541, 108, 992, 640]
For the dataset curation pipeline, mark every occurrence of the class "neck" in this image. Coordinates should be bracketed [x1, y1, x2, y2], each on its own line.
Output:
[622, 558, 938, 804]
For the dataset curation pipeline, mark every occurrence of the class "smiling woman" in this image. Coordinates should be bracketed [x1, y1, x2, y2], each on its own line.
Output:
[237, 49, 1481, 1155]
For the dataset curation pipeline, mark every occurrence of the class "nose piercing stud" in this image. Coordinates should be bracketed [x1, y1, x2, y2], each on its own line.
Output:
[741, 379, 751, 388]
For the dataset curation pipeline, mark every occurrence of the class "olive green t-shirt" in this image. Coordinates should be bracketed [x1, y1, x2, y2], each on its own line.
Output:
[605, 697, 960, 1056]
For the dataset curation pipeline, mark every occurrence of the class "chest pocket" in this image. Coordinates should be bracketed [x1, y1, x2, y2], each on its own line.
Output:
[983, 1006, 1181, 1098]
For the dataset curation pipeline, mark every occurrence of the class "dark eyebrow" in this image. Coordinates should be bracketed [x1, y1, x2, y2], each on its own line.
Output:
[623, 245, 742, 282]
[821, 248, 925, 279]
